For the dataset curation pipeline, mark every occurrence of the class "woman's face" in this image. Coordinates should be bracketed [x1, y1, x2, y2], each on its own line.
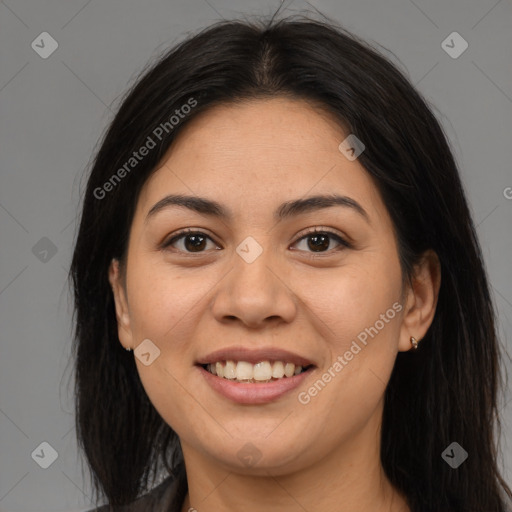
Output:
[110, 97, 421, 475]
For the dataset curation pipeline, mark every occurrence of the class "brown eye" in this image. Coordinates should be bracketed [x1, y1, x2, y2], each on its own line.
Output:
[293, 228, 350, 254]
[162, 229, 218, 253]
[306, 233, 330, 252]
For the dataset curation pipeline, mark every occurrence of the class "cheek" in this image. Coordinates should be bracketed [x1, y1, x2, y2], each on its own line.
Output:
[124, 260, 219, 425]
[293, 258, 402, 425]
[125, 259, 209, 342]
[300, 258, 402, 351]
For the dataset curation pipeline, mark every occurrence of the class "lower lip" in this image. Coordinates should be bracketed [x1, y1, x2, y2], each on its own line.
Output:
[198, 365, 314, 404]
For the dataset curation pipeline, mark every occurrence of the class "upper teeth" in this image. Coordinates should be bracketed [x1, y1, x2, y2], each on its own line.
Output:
[207, 360, 304, 382]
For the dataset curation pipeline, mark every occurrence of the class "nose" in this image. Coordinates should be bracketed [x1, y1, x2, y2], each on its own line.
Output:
[210, 246, 297, 329]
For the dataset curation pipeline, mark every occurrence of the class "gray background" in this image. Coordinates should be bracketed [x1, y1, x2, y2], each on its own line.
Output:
[0, 0, 511, 510]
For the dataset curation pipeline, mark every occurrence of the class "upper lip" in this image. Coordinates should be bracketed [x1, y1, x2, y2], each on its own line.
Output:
[196, 346, 316, 367]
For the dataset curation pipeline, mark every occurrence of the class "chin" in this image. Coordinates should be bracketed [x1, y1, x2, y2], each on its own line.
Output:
[201, 435, 310, 474]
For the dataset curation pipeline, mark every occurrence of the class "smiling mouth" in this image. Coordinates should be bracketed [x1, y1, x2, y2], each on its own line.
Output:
[200, 360, 314, 383]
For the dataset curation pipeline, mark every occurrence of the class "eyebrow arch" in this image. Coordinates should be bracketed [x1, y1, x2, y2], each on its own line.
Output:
[145, 193, 370, 224]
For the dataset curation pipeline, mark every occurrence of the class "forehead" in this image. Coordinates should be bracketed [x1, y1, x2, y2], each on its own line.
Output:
[136, 98, 386, 225]
[164, 97, 349, 167]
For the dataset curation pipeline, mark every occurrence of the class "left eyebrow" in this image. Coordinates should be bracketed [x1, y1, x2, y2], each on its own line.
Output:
[145, 193, 370, 225]
[277, 194, 370, 224]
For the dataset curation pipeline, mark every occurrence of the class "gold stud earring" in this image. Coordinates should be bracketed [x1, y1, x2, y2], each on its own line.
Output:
[410, 336, 419, 350]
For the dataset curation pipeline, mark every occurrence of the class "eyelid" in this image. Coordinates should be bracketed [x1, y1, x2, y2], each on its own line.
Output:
[294, 226, 352, 248]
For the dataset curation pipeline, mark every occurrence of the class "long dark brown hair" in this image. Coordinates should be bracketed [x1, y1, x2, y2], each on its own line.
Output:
[69, 8, 512, 511]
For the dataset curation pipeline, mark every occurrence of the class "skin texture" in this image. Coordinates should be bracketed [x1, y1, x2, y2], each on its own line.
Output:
[109, 97, 441, 512]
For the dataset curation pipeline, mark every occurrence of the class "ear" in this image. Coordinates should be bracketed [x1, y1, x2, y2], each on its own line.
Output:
[398, 249, 441, 352]
[108, 258, 134, 350]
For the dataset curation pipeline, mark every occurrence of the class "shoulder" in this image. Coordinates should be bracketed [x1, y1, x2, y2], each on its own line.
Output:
[87, 471, 184, 512]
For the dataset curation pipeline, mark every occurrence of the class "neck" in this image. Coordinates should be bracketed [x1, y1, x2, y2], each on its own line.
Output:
[179, 404, 410, 512]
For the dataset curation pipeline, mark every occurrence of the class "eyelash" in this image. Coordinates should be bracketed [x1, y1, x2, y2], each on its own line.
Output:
[160, 227, 352, 256]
